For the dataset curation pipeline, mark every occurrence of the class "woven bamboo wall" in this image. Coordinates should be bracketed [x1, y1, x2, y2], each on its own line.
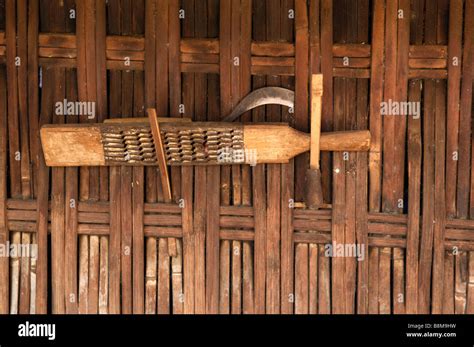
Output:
[0, 0, 473, 314]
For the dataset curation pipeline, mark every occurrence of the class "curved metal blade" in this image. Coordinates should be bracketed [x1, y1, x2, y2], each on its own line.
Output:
[222, 87, 295, 122]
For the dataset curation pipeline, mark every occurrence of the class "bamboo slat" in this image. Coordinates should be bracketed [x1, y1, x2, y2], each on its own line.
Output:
[0, 0, 472, 316]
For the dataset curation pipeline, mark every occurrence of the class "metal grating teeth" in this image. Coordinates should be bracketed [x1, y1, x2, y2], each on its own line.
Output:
[102, 124, 244, 165]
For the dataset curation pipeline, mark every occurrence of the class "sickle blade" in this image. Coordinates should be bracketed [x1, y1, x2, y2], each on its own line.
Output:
[222, 87, 295, 122]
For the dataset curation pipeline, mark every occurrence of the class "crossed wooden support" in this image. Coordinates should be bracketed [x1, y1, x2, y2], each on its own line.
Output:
[40, 74, 370, 209]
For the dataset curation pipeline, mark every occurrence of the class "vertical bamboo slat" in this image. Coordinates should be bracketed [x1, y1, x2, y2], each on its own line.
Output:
[0, 67, 8, 314]
[417, 0, 435, 314]
[0, 0, 472, 316]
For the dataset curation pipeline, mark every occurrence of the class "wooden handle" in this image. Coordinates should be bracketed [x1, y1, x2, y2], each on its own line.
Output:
[147, 108, 172, 202]
[310, 74, 323, 170]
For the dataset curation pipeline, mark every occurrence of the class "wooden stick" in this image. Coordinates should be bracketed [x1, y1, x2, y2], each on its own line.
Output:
[305, 74, 324, 209]
[310, 74, 323, 170]
[147, 108, 172, 202]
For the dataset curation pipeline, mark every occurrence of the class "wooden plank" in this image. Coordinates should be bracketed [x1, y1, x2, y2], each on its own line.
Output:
[0, 67, 8, 313]
[181, 63, 220, 74]
[171, 239, 184, 314]
[368, 247, 379, 314]
[281, 160, 294, 314]
[240, 0, 252, 300]
[308, 243, 318, 313]
[368, 0, 385, 213]
[132, 167, 144, 313]
[155, 0, 169, 115]
[178, 0, 196, 311]
[6, 0, 21, 198]
[432, 78, 447, 313]
[64, 167, 78, 314]
[218, 0, 232, 315]
[35, 66, 55, 315]
[88, 235, 100, 314]
[84, 0, 99, 202]
[393, 247, 405, 314]
[446, 0, 464, 217]
[40, 125, 105, 166]
[294, 0, 309, 202]
[9, 231, 20, 313]
[38, 33, 76, 48]
[344, 0, 357, 315]
[331, 76, 345, 314]
[205, 3, 221, 311]
[76, 0, 90, 202]
[181, 1, 198, 320]
[220, 173, 231, 297]
[251, 42, 294, 57]
[251, 0, 266, 315]
[405, 79, 422, 313]
[181, 165, 194, 313]
[145, 237, 157, 314]
[50, 69, 66, 315]
[408, 58, 446, 69]
[408, 69, 448, 79]
[108, 166, 121, 313]
[251, 56, 295, 67]
[443, 251, 455, 313]
[319, 0, 333, 203]
[333, 43, 371, 57]
[181, 53, 219, 64]
[98, 236, 108, 314]
[318, 244, 330, 313]
[378, 247, 391, 313]
[333, 56, 371, 68]
[418, 0, 437, 313]
[78, 235, 89, 313]
[276, 20, 290, 323]
[168, 0, 182, 262]
[16, 0, 31, 198]
[467, 252, 474, 313]
[144, 0, 158, 315]
[454, 252, 467, 313]
[206, 166, 220, 313]
[457, 0, 473, 218]
[391, 0, 410, 315]
[157, 238, 170, 313]
[231, 0, 246, 314]
[96, 0, 109, 203]
[381, 0, 400, 213]
[120, 166, 133, 314]
[295, 243, 308, 314]
[264, 0, 282, 315]
[354, 0, 370, 315]
[409, 45, 447, 58]
[180, 38, 220, 54]
[168, 0, 181, 116]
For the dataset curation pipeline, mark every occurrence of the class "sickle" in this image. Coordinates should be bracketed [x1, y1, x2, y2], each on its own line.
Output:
[222, 87, 295, 122]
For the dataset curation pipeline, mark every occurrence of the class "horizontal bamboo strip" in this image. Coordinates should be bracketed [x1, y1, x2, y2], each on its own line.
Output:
[251, 42, 295, 57]
[333, 44, 371, 57]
